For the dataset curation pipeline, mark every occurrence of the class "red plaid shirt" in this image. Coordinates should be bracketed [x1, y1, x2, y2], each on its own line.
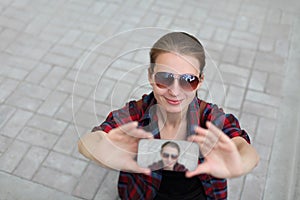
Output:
[92, 92, 250, 200]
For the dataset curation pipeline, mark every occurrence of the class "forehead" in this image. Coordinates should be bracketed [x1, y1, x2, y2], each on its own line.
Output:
[154, 52, 200, 75]
[162, 146, 179, 154]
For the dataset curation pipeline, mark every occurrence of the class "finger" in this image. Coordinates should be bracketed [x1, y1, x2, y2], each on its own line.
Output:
[123, 160, 151, 175]
[185, 162, 210, 178]
[126, 128, 153, 139]
[118, 121, 139, 133]
[207, 121, 231, 143]
[187, 135, 214, 157]
[193, 126, 208, 136]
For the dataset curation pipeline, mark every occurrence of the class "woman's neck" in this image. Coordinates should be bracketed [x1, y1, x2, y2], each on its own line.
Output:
[157, 107, 188, 139]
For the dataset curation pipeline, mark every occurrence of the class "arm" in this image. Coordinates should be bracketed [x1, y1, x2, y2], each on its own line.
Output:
[78, 131, 108, 168]
[232, 136, 259, 175]
[77, 122, 153, 175]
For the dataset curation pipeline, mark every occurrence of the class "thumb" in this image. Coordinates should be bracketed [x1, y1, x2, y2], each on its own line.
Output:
[185, 162, 210, 178]
[124, 161, 151, 176]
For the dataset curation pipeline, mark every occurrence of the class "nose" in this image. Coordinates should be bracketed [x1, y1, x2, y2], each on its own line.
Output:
[168, 79, 181, 96]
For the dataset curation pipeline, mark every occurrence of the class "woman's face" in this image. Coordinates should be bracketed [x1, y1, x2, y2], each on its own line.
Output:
[161, 146, 179, 170]
[149, 52, 202, 114]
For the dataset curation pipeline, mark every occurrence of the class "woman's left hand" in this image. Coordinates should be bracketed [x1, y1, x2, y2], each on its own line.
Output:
[186, 121, 244, 178]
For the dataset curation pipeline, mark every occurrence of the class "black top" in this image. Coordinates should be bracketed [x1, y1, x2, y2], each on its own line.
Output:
[153, 171, 206, 200]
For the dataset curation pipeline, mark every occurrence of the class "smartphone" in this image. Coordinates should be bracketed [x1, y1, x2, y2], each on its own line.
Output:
[137, 139, 199, 171]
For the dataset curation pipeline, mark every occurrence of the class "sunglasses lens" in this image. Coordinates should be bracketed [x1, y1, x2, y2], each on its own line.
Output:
[154, 72, 174, 88]
[154, 72, 199, 91]
[180, 74, 199, 91]
[162, 153, 178, 159]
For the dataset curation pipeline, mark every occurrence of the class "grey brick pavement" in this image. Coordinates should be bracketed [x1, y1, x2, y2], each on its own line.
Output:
[0, 0, 299, 199]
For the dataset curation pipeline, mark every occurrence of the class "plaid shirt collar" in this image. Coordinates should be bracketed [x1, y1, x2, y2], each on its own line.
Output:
[138, 92, 200, 139]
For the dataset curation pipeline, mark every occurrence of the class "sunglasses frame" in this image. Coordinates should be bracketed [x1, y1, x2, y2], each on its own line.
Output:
[162, 152, 179, 160]
[153, 72, 200, 91]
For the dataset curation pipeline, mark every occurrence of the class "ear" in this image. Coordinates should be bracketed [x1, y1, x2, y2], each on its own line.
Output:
[196, 73, 204, 90]
[148, 68, 155, 86]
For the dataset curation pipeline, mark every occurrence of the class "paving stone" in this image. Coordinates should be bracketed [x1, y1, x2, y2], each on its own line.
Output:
[27, 114, 68, 136]
[42, 52, 76, 68]
[94, 170, 120, 200]
[58, 29, 82, 45]
[0, 104, 16, 129]
[0, 28, 19, 51]
[73, 163, 108, 199]
[6, 93, 43, 112]
[50, 44, 84, 59]
[255, 117, 277, 146]
[1, 65, 29, 80]
[243, 101, 278, 119]
[197, 24, 216, 40]
[55, 95, 85, 122]
[53, 124, 85, 155]
[218, 72, 248, 88]
[25, 62, 52, 84]
[207, 82, 227, 106]
[219, 63, 250, 78]
[0, 15, 27, 31]
[6, 53, 39, 71]
[0, 135, 13, 153]
[37, 90, 69, 116]
[275, 39, 290, 58]
[254, 52, 285, 74]
[259, 37, 275, 52]
[253, 142, 272, 161]
[241, 174, 265, 200]
[246, 90, 281, 107]
[206, 17, 234, 29]
[43, 151, 87, 177]
[228, 176, 245, 200]
[1, 109, 33, 138]
[228, 37, 257, 50]
[14, 82, 52, 100]
[262, 23, 291, 39]
[224, 86, 245, 110]
[266, 73, 285, 96]
[248, 70, 268, 92]
[24, 13, 51, 36]
[73, 110, 99, 129]
[33, 166, 78, 194]
[248, 17, 265, 37]
[0, 140, 29, 173]
[59, 78, 92, 99]
[40, 66, 68, 89]
[238, 49, 256, 68]
[239, 112, 258, 139]
[17, 127, 58, 149]
[0, 171, 82, 200]
[221, 45, 239, 63]
[13, 146, 49, 180]
[234, 16, 249, 31]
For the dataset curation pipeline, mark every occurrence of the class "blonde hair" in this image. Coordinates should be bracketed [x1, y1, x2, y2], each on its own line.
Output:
[149, 32, 205, 76]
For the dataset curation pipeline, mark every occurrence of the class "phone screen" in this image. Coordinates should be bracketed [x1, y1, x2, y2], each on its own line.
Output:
[137, 139, 199, 171]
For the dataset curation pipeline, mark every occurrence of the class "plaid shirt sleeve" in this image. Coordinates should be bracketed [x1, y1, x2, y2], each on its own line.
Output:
[198, 102, 251, 200]
[91, 98, 144, 133]
[91, 93, 162, 200]
[203, 103, 250, 143]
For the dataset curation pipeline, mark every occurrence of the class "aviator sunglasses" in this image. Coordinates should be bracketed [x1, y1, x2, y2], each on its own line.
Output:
[154, 72, 200, 91]
[162, 152, 179, 160]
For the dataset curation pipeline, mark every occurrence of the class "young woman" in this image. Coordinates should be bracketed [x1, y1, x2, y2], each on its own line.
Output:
[78, 32, 259, 200]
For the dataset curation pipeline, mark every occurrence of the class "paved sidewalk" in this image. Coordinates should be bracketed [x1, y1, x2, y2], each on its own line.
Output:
[0, 0, 299, 199]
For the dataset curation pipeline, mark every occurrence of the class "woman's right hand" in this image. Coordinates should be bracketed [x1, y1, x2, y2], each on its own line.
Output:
[78, 121, 153, 175]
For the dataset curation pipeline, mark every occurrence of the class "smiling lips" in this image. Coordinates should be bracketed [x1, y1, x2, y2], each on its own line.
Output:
[165, 97, 182, 105]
